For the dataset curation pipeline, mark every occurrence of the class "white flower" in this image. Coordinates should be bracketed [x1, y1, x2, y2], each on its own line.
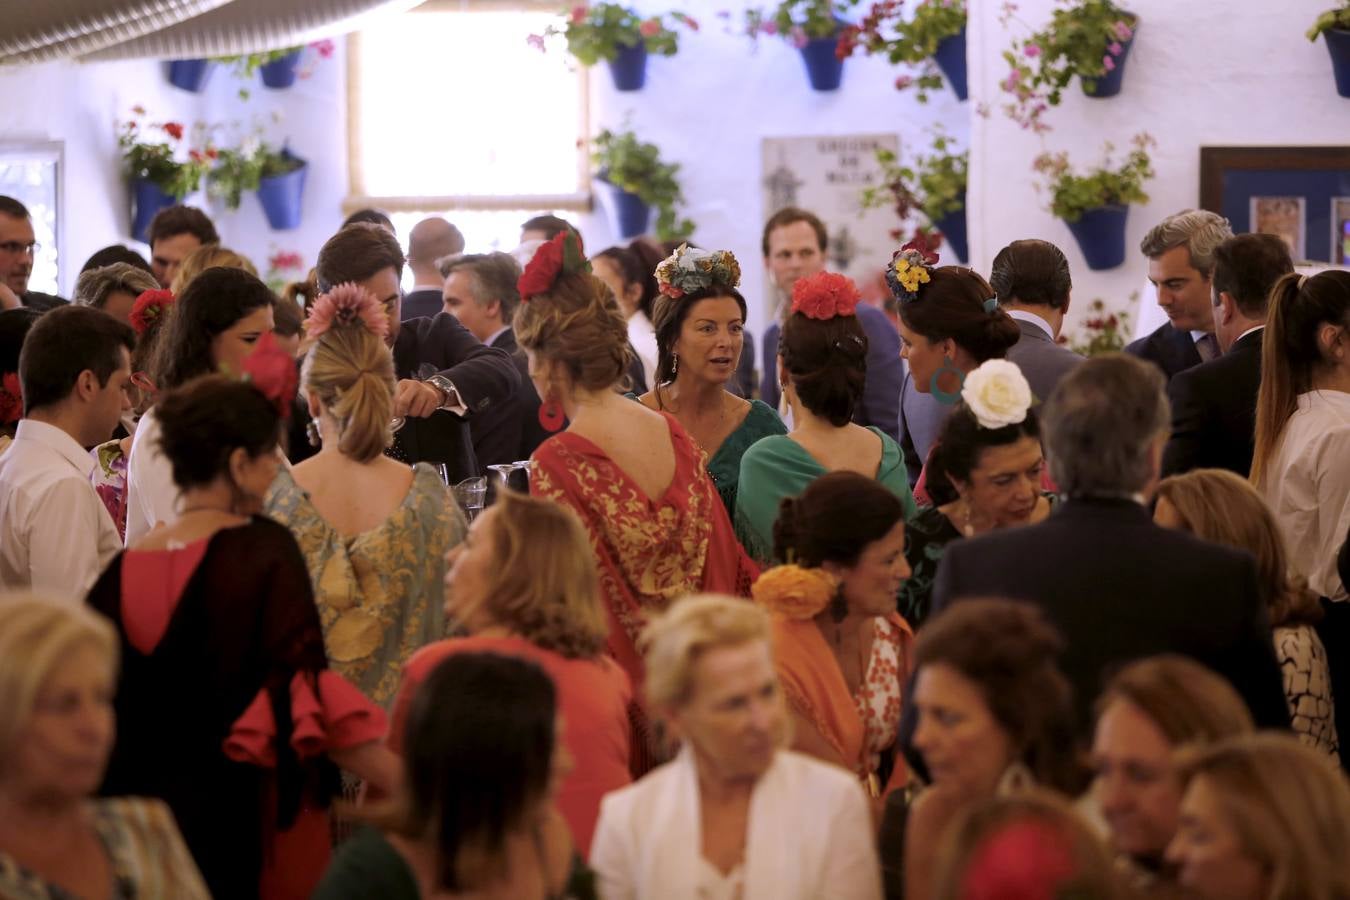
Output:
[961, 359, 1032, 430]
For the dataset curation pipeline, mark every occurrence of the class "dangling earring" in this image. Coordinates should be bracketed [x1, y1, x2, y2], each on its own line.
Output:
[305, 419, 322, 448]
[672, 354, 679, 377]
[930, 355, 965, 405]
[538, 397, 565, 432]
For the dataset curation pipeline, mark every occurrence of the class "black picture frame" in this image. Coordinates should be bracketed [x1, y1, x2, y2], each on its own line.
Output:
[1199, 146, 1350, 264]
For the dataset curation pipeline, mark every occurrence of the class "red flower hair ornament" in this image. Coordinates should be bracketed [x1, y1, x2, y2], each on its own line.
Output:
[238, 331, 298, 421]
[791, 271, 861, 320]
[128, 289, 175, 337]
[0, 372, 21, 426]
[517, 230, 590, 301]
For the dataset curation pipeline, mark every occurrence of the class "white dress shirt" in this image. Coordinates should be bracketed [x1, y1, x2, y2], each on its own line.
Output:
[0, 419, 121, 599]
[1006, 308, 1055, 339]
[124, 406, 176, 545]
[628, 311, 658, 389]
[1258, 389, 1350, 601]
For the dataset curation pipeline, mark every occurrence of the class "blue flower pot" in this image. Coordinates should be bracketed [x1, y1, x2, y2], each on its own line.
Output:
[1324, 29, 1350, 98]
[1082, 19, 1137, 98]
[596, 178, 650, 239]
[256, 155, 307, 230]
[260, 50, 303, 89]
[933, 27, 968, 101]
[799, 33, 845, 91]
[932, 197, 968, 264]
[130, 179, 178, 244]
[1065, 204, 1129, 270]
[607, 43, 648, 91]
[166, 58, 214, 92]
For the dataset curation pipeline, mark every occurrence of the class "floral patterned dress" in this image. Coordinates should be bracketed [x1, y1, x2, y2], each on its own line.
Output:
[90, 439, 131, 542]
[265, 463, 465, 708]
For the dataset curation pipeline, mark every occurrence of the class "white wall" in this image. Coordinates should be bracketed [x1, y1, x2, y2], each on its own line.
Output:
[966, 0, 1349, 338]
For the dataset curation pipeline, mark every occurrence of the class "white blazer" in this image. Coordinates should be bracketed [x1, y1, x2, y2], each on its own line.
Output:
[590, 747, 882, 900]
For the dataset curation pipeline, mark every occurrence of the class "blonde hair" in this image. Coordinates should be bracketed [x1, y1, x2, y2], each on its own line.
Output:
[512, 272, 633, 395]
[933, 791, 1127, 900]
[302, 320, 396, 463]
[1175, 732, 1350, 900]
[1155, 468, 1322, 627]
[1095, 654, 1254, 746]
[169, 244, 259, 295]
[73, 262, 158, 310]
[641, 594, 769, 709]
[0, 596, 118, 773]
[474, 491, 607, 658]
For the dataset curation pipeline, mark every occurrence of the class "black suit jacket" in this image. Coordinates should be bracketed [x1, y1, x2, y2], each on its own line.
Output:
[20, 290, 66, 312]
[1126, 322, 1202, 381]
[469, 328, 549, 471]
[400, 288, 444, 322]
[391, 313, 519, 483]
[1161, 328, 1263, 478]
[930, 497, 1290, 734]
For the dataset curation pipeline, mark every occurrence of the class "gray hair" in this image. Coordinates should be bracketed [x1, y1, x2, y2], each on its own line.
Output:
[1138, 210, 1234, 278]
[440, 252, 523, 324]
[73, 263, 158, 310]
[1042, 354, 1169, 496]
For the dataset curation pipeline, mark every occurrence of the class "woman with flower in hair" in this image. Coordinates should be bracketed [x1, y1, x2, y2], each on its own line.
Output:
[736, 269, 917, 564]
[514, 230, 758, 774]
[0, 307, 41, 456]
[755, 470, 914, 801]
[87, 340, 399, 900]
[637, 243, 786, 516]
[266, 284, 465, 709]
[90, 288, 175, 539]
[899, 359, 1051, 629]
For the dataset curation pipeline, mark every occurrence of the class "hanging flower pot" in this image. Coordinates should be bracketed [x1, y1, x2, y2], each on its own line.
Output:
[1323, 28, 1350, 97]
[799, 31, 845, 91]
[1064, 204, 1129, 270]
[595, 176, 651, 238]
[932, 196, 968, 265]
[130, 179, 178, 244]
[606, 42, 648, 90]
[932, 27, 968, 101]
[1082, 17, 1137, 98]
[256, 153, 308, 231]
[259, 50, 303, 89]
[166, 59, 214, 92]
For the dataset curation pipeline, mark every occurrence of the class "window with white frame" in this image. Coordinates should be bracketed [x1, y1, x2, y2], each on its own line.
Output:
[348, 1, 588, 254]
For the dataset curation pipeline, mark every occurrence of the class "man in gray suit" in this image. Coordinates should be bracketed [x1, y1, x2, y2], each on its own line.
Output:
[989, 239, 1083, 403]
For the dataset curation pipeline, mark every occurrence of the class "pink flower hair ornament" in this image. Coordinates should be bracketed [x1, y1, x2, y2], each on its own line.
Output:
[303, 283, 390, 340]
[791, 271, 861, 320]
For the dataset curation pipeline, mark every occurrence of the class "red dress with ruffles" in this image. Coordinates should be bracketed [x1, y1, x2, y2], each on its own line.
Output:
[87, 517, 386, 900]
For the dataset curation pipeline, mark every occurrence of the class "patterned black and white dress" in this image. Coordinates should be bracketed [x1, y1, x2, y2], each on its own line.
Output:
[1275, 624, 1340, 757]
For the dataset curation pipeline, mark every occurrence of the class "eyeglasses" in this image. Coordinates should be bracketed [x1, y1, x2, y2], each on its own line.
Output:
[0, 241, 38, 256]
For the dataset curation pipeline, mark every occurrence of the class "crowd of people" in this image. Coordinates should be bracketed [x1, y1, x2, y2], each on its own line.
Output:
[0, 192, 1348, 900]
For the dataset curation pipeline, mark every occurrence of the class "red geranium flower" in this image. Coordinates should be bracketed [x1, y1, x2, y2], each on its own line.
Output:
[518, 231, 586, 300]
[639, 18, 662, 37]
[791, 271, 861, 320]
[240, 332, 298, 420]
[162, 122, 185, 140]
[129, 290, 175, 337]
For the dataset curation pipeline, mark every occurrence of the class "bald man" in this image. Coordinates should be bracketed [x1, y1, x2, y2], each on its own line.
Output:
[403, 216, 465, 321]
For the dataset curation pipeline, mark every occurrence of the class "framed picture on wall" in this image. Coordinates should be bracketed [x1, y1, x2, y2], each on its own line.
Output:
[0, 142, 63, 296]
[1199, 146, 1350, 265]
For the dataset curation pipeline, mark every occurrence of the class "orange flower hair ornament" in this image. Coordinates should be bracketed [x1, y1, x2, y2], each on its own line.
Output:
[303, 283, 390, 340]
[751, 564, 839, 620]
[517, 229, 590, 301]
[791, 271, 861, 320]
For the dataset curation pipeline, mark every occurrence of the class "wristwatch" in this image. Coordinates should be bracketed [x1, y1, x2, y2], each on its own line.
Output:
[422, 373, 461, 411]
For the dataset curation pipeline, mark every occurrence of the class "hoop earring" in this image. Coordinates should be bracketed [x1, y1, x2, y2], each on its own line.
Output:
[305, 419, 321, 448]
[538, 399, 566, 432]
[930, 356, 965, 406]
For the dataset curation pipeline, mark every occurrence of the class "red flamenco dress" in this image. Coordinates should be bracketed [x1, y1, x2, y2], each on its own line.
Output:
[87, 516, 386, 900]
[530, 412, 759, 771]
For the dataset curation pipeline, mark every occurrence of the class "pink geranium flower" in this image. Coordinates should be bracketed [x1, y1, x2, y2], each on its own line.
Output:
[1108, 41, 1123, 55]
[570, 5, 587, 23]
[639, 18, 661, 37]
[1024, 44, 1040, 57]
[1102, 55, 1116, 71]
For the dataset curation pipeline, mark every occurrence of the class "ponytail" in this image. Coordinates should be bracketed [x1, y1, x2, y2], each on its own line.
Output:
[1251, 271, 1350, 487]
[302, 322, 396, 464]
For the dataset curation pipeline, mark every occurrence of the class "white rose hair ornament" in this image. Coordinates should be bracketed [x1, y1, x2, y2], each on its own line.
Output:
[655, 244, 742, 299]
[961, 359, 1033, 431]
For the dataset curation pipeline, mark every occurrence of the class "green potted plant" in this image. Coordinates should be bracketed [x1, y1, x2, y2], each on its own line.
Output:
[862, 128, 969, 262]
[1032, 132, 1155, 270]
[1063, 297, 1132, 356]
[1308, 1, 1350, 97]
[591, 128, 694, 241]
[1000, 0, 1138, 132]
[216, 40, 336, 98]
[119, 108, 214, 242]
[536, 4, 695, 91]
[745, 0, 853, 91]
[837, 0, 968, 101]
[207, 136, 308, 230]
